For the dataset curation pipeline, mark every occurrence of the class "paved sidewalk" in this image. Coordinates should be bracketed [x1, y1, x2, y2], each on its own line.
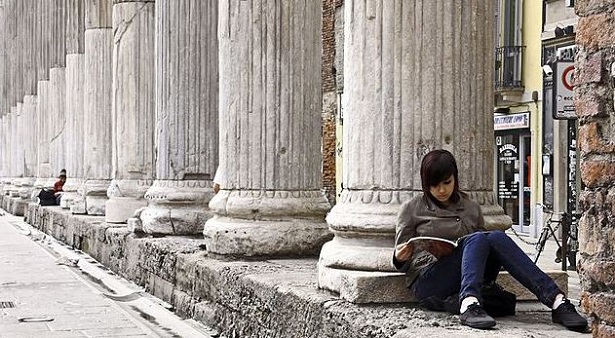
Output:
[0, 213, 211, 338]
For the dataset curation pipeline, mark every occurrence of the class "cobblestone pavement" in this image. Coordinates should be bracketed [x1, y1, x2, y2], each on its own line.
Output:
[0, 213, 212, 338]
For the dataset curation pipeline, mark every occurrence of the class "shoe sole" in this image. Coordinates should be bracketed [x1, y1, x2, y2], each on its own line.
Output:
[461, 321, 496, 329]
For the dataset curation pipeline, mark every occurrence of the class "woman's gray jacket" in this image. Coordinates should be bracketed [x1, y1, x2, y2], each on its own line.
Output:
[393, 193, 487, 286]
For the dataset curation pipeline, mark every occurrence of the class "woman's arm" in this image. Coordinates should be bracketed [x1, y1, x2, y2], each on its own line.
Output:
[393, 199, 418, 269]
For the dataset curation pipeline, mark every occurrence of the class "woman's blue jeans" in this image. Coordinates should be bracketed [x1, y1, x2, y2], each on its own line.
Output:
[411, 231, 563, 307]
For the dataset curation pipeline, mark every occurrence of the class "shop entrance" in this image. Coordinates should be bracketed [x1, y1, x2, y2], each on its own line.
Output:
[496, 134, 531, 234]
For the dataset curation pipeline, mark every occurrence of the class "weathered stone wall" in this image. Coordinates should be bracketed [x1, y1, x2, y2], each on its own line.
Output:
[575, 1, 615, 336]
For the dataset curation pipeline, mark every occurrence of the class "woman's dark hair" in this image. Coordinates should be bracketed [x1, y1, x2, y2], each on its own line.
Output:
[420, 149, 462, 204]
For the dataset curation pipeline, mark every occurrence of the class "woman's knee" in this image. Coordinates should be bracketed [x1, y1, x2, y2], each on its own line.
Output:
[486, 230, 511, 244]
[464, 231, 488, 243]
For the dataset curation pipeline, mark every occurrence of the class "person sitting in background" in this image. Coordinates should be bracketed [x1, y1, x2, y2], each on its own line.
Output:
[53, 169, 67, 205]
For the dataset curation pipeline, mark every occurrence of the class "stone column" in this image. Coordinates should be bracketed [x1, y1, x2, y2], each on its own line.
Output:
[34, 81, 52, 190]
[317, 0, 511, 303]
[73, 0, 113, 215]
[19, 95, 38, 199]
[61, 0, 85, 208]
[8, 106, 21, 197]
[105, 0, 155, 223]
[139, 0, 218, 235]
[1, 114, 11, 195]
[17, 0, 39, 200]
[0, 0, 5, 190]
[203, 0, 331, 256]
[48, 67, 66, 184]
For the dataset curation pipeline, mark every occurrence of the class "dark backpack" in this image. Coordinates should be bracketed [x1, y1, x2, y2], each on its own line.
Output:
[421, 282, 516, 317]
[38, 189, 57, 206]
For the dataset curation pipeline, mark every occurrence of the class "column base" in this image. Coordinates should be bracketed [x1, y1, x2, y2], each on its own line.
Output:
[140, 179, 214, 235]
[105, 197, 147, 223]
[204, 216, 332, 257]
[105, 179, 152, 223]
[204, 189, 332, 257]
[18, 177, 36, 200]
[70, 179, 110, 216]
[61, 178, 85, 209]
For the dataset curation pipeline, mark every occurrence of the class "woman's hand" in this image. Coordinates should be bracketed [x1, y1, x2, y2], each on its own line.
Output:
[395, 242, 414, 262]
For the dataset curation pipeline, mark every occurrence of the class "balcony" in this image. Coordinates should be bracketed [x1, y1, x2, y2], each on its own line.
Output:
[495, 46, 526, 95]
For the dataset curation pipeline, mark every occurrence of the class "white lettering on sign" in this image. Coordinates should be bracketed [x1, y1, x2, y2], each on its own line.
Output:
[494, 112, 530, 130]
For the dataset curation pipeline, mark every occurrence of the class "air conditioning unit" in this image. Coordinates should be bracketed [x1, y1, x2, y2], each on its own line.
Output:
[565, 0, 574, 7]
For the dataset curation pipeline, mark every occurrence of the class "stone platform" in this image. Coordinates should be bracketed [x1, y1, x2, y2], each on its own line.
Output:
[1, 200, 581, 338]
[1, 195, 28, 216]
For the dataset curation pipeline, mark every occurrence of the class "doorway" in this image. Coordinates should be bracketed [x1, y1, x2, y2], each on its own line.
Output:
[496, 133, 531, 234]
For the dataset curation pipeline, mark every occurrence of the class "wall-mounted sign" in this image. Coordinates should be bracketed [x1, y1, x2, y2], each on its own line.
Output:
[494, 112, 530, 131]
[553, 61, 576, 120]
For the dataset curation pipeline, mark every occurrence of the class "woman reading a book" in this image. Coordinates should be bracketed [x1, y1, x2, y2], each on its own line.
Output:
[393, 149, 587, 331]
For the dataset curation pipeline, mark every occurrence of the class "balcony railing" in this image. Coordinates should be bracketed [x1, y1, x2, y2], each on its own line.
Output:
[495, 45, 525, 91]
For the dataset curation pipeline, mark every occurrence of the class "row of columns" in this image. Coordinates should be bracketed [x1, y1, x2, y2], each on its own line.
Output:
[0, 0, 508, 302]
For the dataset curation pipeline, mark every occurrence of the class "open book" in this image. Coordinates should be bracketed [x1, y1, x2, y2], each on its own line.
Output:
[407, 236, 460, 247]
[406, 236, 460, 259]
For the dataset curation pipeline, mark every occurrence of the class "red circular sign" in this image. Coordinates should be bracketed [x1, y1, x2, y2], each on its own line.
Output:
[562, 65, 574, 91]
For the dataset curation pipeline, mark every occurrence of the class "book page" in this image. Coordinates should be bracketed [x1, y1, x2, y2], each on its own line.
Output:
[406, 236, 456, 259]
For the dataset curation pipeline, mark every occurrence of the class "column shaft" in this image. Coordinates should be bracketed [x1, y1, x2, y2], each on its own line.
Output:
[204, 0, 331, 256]
[140, 0, 219, 235]
[318, 0, 510, 302]
[74, 0, 113, 215]
[61, 0, 86, 208]
[106, 0, 155, 223]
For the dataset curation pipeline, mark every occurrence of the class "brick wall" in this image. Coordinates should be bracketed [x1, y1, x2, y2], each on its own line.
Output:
[321, 0, 339, 205]
[575, 1, 615, 335]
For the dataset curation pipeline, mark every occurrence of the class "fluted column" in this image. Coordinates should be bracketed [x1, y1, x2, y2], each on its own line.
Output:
[61, 0, 85, 208]
[19, 95, 37, 199]
[203, 0, 331, 256]
[317, 0, 510, 302]
[105, 0, 155, 223]
[34, 81, 52, 190]
[139, 0, 218, 235]
[0, 0, 6, 118]
[8, 107, 22, 197]
[0, 1, 5, 190]
[48, 67, 66, 184]
[1, 114, 12, 195]
[17, 0, 39, 200]
[72, 0, 113, 215]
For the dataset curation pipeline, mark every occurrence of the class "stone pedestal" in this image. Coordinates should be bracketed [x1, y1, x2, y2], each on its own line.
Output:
[75, 179, 111, 216]
[204, 0, 331, 256]
[106, 180, 151, 223]
[317, 0, 511, 302]
[141, 180, 214, 235]
[61, 178, 84, 208]
[140, 0, 219, 235]
[105, 0, 155, 223]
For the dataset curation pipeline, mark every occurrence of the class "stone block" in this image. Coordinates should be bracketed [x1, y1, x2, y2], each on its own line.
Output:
[581, 160, 615, 188]
[575, 51, 603, 86]
[318, 264, 567, 303]
[577, 12, 615, 51]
